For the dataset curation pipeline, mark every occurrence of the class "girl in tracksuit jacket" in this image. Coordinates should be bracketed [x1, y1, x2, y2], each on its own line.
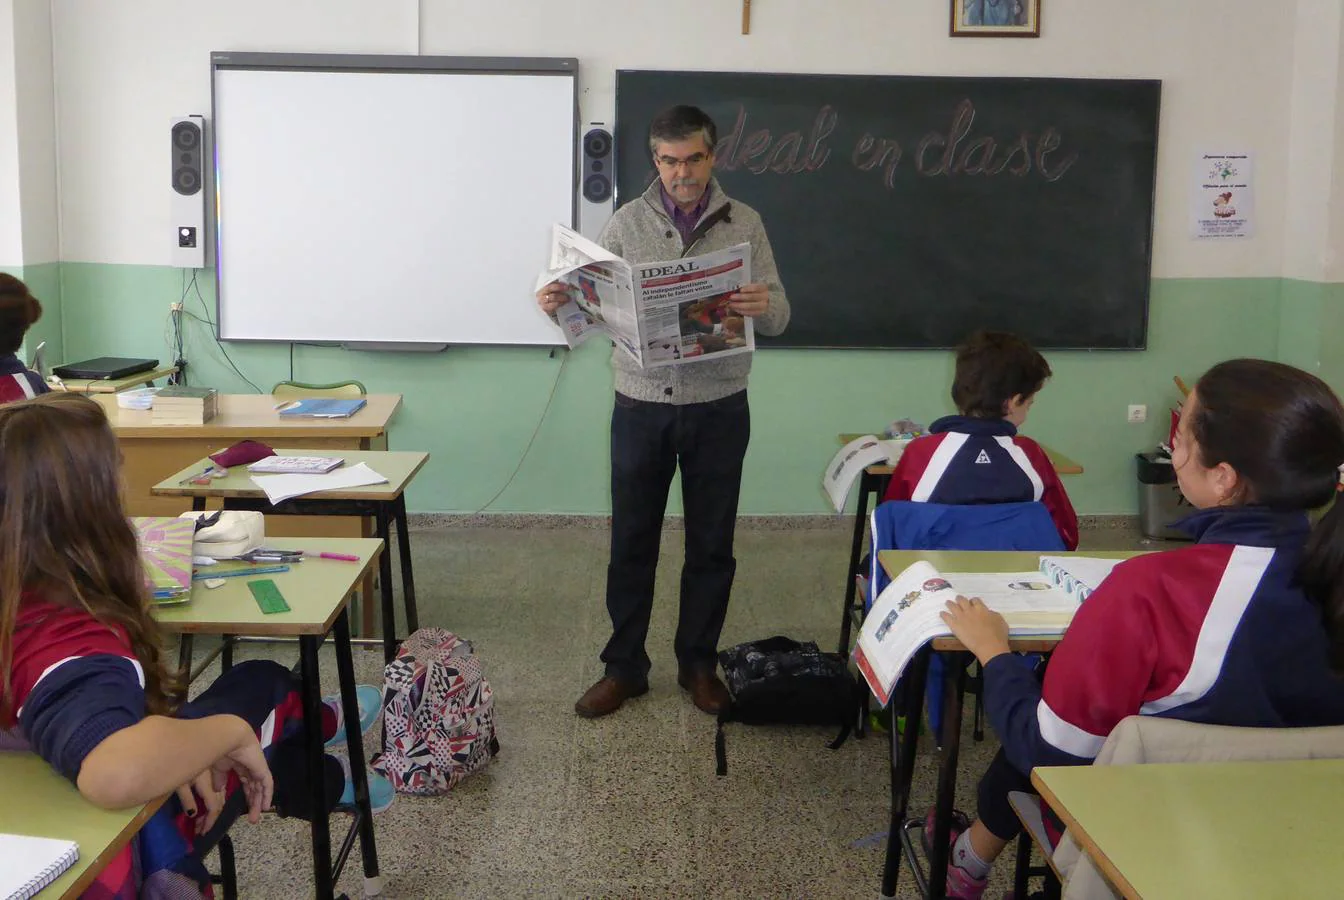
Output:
[934, 358, 1344, 900]
[0, 394, 382, 898]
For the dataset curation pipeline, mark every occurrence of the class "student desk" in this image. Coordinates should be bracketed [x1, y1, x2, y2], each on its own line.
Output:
[155, 537, 385, 900]
[51, 364, 180, 393]
[95, 392, 401, 522]
[874, 549, 1141, 900]
[1033, 759, 1344, 899]
[836, 433, 1085, 656]
[151, 449, 428, 661]
[0, 753, 164, 899]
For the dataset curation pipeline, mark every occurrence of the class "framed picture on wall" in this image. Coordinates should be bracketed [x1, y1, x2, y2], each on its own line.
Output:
[951, 0, 1041, 37]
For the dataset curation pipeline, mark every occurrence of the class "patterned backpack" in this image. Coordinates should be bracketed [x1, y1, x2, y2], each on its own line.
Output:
[372, 628, 500, 794]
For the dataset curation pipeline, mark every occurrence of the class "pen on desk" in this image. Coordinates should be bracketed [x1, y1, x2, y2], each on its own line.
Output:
[302, 551, 360, 562]
[179, 464, 217, 484]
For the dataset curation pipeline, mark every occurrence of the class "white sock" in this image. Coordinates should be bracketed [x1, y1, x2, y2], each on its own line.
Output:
[951, 830, 991, 880]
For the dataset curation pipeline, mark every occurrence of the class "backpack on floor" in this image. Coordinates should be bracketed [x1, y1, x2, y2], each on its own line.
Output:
[372, 628, 500, 795]
[715, 636, 861, 776]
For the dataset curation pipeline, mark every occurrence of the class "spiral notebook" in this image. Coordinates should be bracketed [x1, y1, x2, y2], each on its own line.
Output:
[0, 834, 79, 900]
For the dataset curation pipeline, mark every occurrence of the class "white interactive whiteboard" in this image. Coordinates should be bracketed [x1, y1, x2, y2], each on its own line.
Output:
[211, 53, 575, 345]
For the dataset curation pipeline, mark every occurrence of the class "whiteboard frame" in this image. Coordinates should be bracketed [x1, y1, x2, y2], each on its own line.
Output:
[208, 51, 577, 346]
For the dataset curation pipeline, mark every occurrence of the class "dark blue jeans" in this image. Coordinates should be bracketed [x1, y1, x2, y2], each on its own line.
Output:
[602, 390, 751, 683]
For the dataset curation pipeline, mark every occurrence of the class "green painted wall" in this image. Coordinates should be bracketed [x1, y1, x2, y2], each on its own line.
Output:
[15, 261, 62, 363]
[56, 264, 1286, 515]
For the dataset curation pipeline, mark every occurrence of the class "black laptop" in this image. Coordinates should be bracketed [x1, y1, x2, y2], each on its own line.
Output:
[52, 357, 159, 380]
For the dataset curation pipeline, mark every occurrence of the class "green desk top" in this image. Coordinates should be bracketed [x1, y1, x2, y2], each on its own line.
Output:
[1033, 759, 1344, 900]
[153, 537, 382, 636]
[150, 449, 428, 501]
[0, 752, 163, 899]
[838, 432, 1084, 475]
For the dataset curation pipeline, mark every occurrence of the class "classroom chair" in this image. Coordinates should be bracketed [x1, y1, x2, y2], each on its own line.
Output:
[1023, 715, 1344, 900]
[864, 500, 1066, 740]
[271, 379, 368, 399]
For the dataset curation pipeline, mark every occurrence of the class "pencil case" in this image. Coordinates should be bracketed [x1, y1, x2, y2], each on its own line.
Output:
[178, 510, 265, 558]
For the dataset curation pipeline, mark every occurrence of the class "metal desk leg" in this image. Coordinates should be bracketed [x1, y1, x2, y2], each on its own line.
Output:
[374, 503, 397, 663]
[333, 610, 382, 894]
[839, 470, 874, 656]
[881, 647, 930, 899]
[391, 495, 419, 635]
[927, 653, 970, 899]
[177, 635, 194, 676]
[299, 635, 335, 900]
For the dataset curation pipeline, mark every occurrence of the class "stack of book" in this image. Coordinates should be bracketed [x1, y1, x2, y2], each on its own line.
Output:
[152, 386, 218, 425]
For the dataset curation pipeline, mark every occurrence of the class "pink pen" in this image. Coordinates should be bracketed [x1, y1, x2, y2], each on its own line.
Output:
[303, 551, 359, 562]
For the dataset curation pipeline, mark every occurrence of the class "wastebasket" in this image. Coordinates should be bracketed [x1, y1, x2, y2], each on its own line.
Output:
[1136, 452, 1193, 540]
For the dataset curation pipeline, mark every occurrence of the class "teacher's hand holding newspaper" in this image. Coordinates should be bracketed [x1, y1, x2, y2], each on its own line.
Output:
[536, 281, 571, 315]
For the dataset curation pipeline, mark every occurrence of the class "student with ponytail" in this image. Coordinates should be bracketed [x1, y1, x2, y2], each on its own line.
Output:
[0, 393, 389, 898]
[932, 358, 1344, 899]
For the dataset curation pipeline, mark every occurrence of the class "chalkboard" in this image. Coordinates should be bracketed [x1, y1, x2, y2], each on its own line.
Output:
[615, 71, 1161, 350]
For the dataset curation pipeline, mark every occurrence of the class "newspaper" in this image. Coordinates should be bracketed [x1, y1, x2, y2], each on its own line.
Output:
[535, 224, 754, 369]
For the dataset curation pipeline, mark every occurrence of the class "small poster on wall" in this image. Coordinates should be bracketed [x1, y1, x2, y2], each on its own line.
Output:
[1192, 151, 1254, 239]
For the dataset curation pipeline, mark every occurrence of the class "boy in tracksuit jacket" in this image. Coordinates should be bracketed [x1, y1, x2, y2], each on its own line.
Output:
[0, 273, 50, 402]
[882, 330, 1077, 550]
[934, 359, 1344, 900]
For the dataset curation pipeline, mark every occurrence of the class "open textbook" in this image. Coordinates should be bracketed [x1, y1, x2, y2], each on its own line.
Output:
[822, 434, 911, 513]
[535, 224, 753, 369]
[854, 555, 1124, 706]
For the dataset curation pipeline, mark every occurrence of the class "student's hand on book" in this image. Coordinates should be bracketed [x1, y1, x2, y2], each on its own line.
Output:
[176, 770, 227, 835]
[727, 283, 769, 317]
[536, 281, 572, 314]
[940, 595, 1012, 666]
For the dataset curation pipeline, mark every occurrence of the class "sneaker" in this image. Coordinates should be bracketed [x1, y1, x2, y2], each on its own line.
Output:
[323, 684, 382, 748]
[922, 805, 972, 858]
[943, 862, 988, 900]
[335, 757, 396, 814]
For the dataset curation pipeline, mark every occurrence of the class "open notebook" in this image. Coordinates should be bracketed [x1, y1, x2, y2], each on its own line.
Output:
[854, 555, 1124, 706]
[0, 834, 79, 900]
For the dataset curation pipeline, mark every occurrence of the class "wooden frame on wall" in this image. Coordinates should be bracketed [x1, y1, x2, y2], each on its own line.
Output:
[951, 0, 1041, 37]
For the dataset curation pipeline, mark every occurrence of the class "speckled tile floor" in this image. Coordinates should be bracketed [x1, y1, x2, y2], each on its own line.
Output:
[186, 519, 1151, 899]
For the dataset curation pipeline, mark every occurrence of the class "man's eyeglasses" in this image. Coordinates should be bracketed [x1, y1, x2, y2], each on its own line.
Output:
[655, 152, 710, 169]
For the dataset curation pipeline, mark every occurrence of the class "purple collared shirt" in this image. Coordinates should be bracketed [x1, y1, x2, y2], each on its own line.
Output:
[660, 183, 711, 247]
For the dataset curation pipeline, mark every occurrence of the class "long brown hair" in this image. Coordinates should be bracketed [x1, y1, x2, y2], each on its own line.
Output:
[0, 393, 178, 720]
[1191, 359, 1344, 668]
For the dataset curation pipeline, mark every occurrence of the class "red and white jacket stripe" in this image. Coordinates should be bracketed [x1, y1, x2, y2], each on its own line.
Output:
[985, 505, 1344, 774]
[882, 415, 1078, 550]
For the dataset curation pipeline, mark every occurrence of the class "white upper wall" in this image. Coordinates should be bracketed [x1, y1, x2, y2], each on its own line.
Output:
[48, 0, 1305, 279]
[50, 0, 417, 263]
[1284, 0, 1344, 282]
[0, 0, 23, 267]
[14, 0, 58, 264]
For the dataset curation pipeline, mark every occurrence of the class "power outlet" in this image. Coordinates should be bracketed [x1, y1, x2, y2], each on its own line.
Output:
[1128, 404, 1147, 424]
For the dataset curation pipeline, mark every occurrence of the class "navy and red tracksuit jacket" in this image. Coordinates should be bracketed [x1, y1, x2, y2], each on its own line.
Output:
[881, 415, 1078, 550]
[5, 596, 312, 899]
[0, 353, 48, 402]
[985, 505, 1344, 778]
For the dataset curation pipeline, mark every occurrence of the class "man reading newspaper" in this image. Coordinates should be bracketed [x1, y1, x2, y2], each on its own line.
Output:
[536, 105, 790, 719]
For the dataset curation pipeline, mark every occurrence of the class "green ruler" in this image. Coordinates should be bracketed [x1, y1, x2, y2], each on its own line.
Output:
[248, 579, 291, 614]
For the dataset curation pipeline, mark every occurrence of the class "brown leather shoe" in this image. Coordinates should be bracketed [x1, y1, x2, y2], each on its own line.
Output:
[677, 668, 731, 715]
[574, 676, 648, 719]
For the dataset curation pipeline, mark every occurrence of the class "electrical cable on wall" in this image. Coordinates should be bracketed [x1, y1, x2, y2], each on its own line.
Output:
[469, 349, 569, 515]
[180, 269, 263, 393]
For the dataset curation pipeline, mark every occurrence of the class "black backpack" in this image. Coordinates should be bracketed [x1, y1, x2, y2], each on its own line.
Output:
[715, 636, 862, 776]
